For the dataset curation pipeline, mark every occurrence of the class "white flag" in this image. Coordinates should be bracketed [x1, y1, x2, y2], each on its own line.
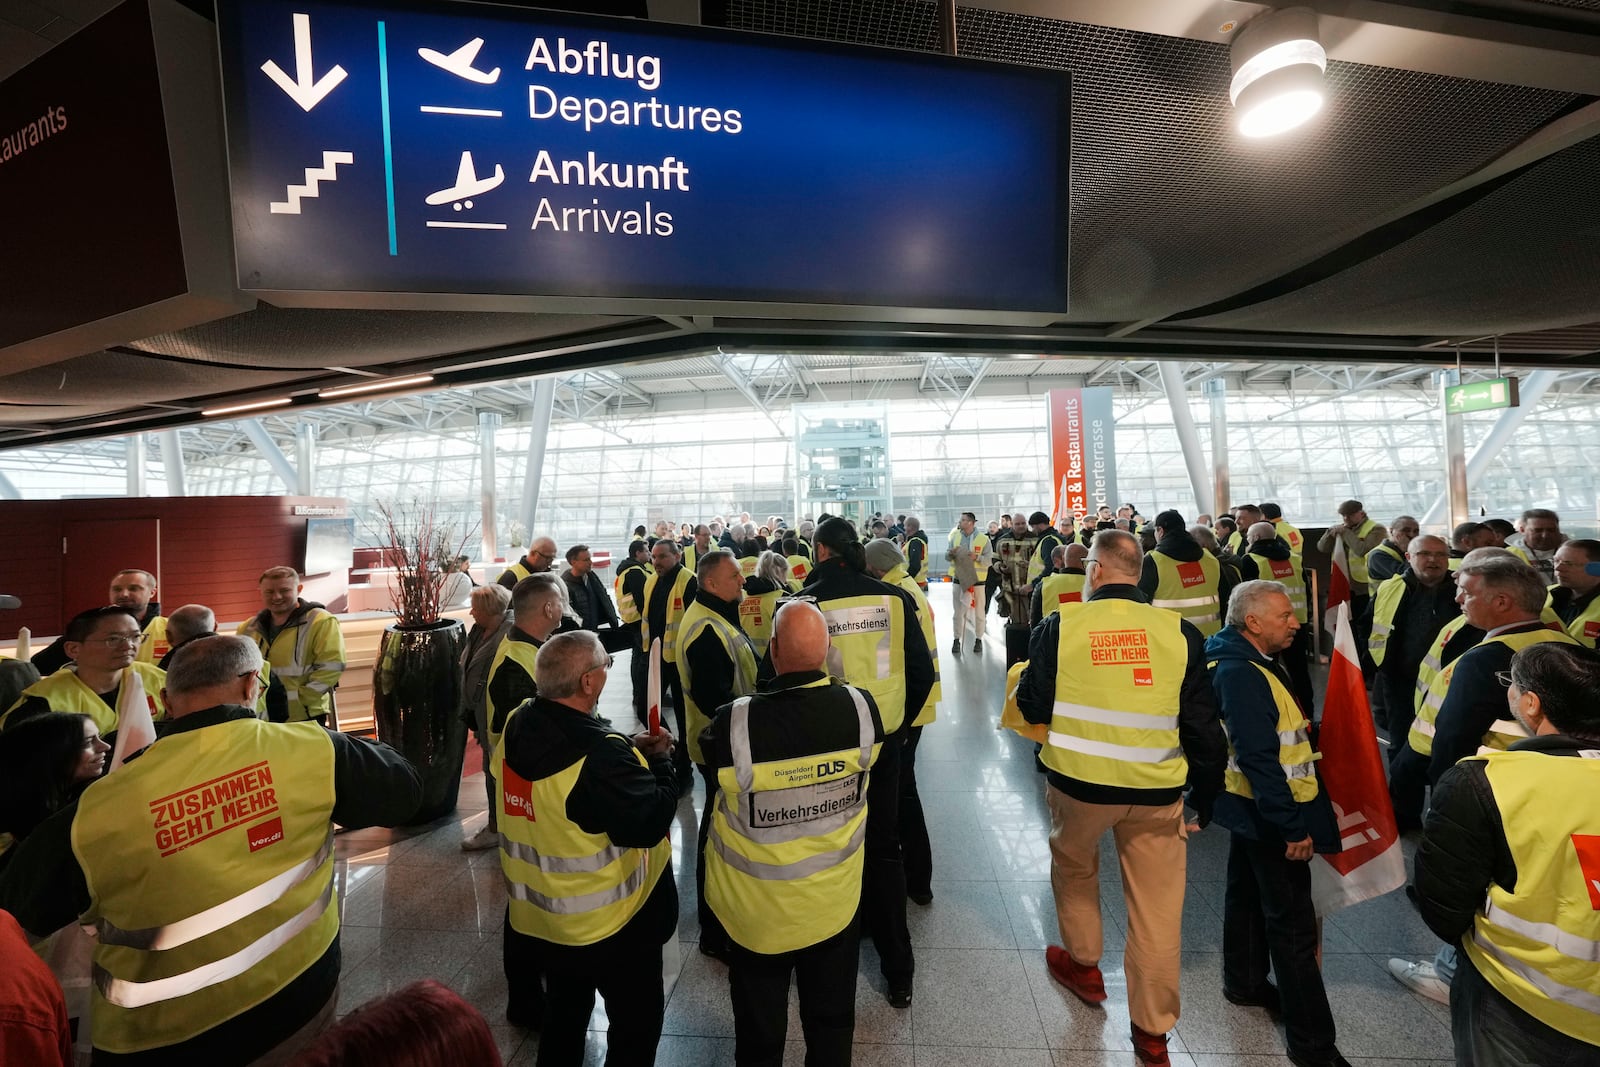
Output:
[109, 671, 157, 770]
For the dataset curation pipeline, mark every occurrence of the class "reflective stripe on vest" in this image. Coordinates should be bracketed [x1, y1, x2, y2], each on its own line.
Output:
[239, 609, 344, 721]
[72, 720, 338, 1053]
[642, 566, 693, 663]
[1041, 572, 1087, 617]
[494, 737, 669, 946]
[1367, 575, 1408, 668]
[1461, 750, 1600, 1041]
[1041, 599, 1189, 790]
[887, 566, 941, 727]
[1221, 663, 1320, 802]
[1252, 553, 1308, 624]
[1150, 551, 1222, 636]
[134, 616, 169, 666]
[818, 594, 908, 733]
[1410, 628, 1580, 757]
[678, 602, 759, 765]
[705, 685, 878, 955]
[1413, 614, 1472, 718]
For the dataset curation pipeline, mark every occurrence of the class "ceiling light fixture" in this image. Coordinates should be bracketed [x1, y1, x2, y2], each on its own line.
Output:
[1230, 7, 1326, 139]
[200, 397, 293, 417]
[317, 374, 435, 399]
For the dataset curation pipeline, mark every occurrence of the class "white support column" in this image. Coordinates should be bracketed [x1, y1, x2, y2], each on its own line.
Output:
[295, 424, 317, 496]
[159, 429, 187, 496]
[1159, 361, 1214, 518]
[1421, 369, 1561, 529]
[1205, 377, 1229, 517]
[126, 434, 148, 497]
[519, 378, 557, 534]
[479, 411, 502, 563]
[240, 419, 300, 493]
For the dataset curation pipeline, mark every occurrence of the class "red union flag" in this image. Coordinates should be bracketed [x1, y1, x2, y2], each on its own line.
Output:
[1326, 534, 1353, 614]
[1311, 602, 1406, 915]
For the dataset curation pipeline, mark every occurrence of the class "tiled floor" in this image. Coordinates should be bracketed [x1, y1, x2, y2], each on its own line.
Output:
[332, 608, 1456, 1065]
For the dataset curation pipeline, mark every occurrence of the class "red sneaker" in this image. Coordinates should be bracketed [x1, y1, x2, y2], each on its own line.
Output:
[1045, 945, 1107, 1004]
[1131, 1023, 1170, 1066]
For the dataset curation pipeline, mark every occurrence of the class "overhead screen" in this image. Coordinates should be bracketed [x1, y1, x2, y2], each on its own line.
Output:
[217, 0, 1070, 322]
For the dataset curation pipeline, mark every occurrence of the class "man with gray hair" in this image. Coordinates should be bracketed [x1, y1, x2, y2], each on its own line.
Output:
[485, 573, 567, 761]
[0, 634, 421, 1064]
[1386, 554, 1579, 1007]
[1016, 530, 1225, 1066]
[496, 630, 679, 1062]
[161, 604, 290, 722]
[1207, 580, 1346, 1067]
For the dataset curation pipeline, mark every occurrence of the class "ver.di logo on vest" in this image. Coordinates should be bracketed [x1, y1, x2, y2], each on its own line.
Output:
[502, 764, 538, 821]
[1176, 562, 1207, 587]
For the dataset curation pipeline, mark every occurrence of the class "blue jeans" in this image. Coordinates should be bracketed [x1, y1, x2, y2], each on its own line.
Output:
[1451, 949, 1598, 1066]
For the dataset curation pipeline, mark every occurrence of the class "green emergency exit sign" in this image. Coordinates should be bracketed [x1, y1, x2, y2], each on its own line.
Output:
[1445, 376, 1519, 415]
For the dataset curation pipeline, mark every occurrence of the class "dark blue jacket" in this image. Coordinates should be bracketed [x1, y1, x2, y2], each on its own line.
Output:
[1205, 626, 1339, 851]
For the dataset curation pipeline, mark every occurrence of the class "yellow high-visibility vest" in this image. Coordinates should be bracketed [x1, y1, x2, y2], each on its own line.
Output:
[946, 530, 990, 583]
[612, 567, 641, 625]
[237, 609, 345, 722]
[1040, 572, 1087, 617]
[705, 681, 879, 955]
[1249, 552, 1308, 624]
[641, 566, 693, 664]
[1042, 598, 1188, 790]
[786, 554, 812, 592]
[737, 588, 784, 658]
[1150, 551, 1222, 637]
[678, 601, 758, 765]
[494, 735, 670, 946]
[0, 662, 167, 736]
[485, 636, 540, 759]
[134, 616, 169, 666]
[1273, 519, 1305, 554]
[73, 719, 337, 1054]
[1368, 575, 1408, 668]
[1220, 663, 1319, 803]
[884, 564, 940, 726]
[1345, 519, 1380, 587]
[816, 592, 910, 734]
[1410, 628, 1579, 757]
[1459, 749, 1600, 1046]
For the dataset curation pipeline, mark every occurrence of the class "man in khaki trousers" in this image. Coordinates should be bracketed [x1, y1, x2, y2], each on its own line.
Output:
[1016, 530, 1228, 1067]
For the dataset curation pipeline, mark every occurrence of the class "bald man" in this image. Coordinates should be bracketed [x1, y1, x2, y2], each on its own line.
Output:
[700, 601, 887, 1066]
[497, 536, 559, 590]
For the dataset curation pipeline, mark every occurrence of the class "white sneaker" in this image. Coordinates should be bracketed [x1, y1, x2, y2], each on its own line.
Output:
[460, 825, 500, 852]
[1387, 958, 1450, 1005]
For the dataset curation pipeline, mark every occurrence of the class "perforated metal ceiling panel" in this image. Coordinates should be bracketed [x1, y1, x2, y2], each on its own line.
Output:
[720, 1, 1581, 324]
[129, 307, 637, 370]
[1180, 136, 1600, 337]
[0, 350, 300, 425]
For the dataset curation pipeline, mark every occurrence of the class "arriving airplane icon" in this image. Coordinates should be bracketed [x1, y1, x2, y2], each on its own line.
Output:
[425, 151, 505, 210]
[418, 38, 500, 84]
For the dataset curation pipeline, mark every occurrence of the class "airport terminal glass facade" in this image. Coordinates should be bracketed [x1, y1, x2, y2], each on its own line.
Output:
[6, 359, 1598, 554]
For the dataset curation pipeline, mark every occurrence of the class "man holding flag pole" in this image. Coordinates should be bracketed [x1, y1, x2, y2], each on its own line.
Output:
[1207, 580, 1359, 1067]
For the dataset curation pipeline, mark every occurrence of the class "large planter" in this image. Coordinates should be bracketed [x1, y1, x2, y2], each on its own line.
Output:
[374, 618, 467, 825]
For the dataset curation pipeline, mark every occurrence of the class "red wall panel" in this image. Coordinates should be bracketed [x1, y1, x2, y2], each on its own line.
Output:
[0, 496, 348, 639]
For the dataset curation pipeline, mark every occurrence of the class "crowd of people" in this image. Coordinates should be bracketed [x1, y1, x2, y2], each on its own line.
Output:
[0, 497, 1596, 1067]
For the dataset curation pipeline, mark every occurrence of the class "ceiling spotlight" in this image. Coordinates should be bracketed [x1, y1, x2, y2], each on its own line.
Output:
[1230, 6, 1326, 138]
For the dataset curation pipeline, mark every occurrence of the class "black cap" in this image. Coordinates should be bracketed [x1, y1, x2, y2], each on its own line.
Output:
[1028, 511, 1051, 526]
[1155, 509, 1185, 533]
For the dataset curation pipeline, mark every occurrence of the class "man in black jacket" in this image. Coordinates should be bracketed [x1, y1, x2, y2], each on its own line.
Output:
[902, 516, 930, 587]
[496, 631, 680, 1064]
[1367, 535, 1457, 761]
[1017, 531, 1226, 1067]
[1412, 642, 1600, 1065]
[0, 636, 421, 1065]
[616, 540, 651, 723]
[560, 544, 621, 633]
[1239, 523, 1312, 713]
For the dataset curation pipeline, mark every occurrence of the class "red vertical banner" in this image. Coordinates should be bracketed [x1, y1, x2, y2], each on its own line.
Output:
[1048, 388, 1088, 517]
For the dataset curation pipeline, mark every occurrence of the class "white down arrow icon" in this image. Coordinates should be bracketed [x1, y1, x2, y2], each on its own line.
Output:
[261, 13, 348, 112]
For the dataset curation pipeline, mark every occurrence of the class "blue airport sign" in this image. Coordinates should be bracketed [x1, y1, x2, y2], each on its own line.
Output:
[217, 0, 1070, 321]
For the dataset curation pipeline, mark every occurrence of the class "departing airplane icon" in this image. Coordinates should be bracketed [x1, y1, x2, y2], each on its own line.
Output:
[418, 38, 500, 84]
[425, 151, 505, 210]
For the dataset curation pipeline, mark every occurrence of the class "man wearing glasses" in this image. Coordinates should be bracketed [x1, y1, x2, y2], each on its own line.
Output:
[495, 631, 680, 1063]
[0, 634, 421, 1065]
[1367, 535, 1459, 778]
[0, 606, 166, 741]
[496, 536, 559, 590]
[1548, 539, 1600, 647]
